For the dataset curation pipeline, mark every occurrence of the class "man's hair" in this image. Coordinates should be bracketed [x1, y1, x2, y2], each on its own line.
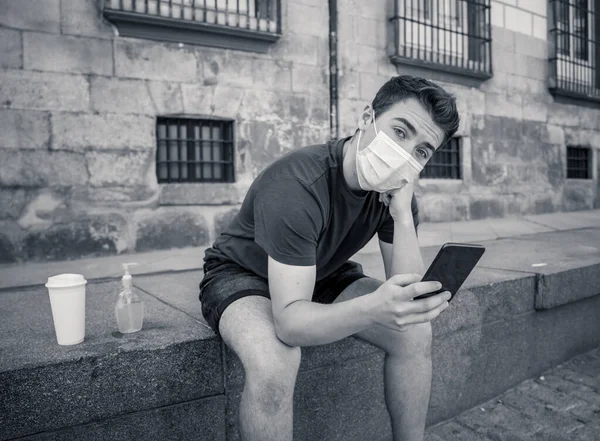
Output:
[371, 75, 460, 146]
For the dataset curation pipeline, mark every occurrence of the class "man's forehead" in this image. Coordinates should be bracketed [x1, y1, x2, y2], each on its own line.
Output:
[384, 99, 444, 144]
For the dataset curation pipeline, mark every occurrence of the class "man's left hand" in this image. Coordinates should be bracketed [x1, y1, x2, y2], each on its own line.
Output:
[379, 180, 414, 221]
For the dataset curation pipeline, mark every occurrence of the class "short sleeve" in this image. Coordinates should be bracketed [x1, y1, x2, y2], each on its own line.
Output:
[377, 193, 420, 244]
[254, 177, 323, 266]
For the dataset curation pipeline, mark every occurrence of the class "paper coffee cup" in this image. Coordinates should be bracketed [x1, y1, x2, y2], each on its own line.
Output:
[45, 274, 87, 345]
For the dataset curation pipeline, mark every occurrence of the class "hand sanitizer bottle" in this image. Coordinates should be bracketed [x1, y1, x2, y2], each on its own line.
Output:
[115, 263, 144, 334]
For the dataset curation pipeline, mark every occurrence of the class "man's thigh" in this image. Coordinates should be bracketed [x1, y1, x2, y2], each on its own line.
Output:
[333, 277, 432, 355]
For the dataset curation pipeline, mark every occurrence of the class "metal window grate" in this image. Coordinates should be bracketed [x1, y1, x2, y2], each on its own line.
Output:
[156, 117, 235, 183]
[420, 137, 461, 179]
[566, 146, 591, 179]
[106, 0, 281, 33]
[549, 0, 600, 100]
[390, 0, 492, 77]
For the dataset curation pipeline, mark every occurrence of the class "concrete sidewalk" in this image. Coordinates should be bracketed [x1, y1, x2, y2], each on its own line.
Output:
[425, 346, 600, 441]
[1, 209, 599, 290]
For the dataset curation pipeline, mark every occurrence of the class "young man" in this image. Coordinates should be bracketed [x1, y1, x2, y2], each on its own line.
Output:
[199, 75, 460, 441]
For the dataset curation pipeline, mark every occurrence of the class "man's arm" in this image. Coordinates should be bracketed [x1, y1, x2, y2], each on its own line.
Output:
[379, 216, 424, 280]
[269, 256, 377, 347]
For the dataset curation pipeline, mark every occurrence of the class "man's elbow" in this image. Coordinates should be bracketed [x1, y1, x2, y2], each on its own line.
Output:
[273, 314, 298, 347]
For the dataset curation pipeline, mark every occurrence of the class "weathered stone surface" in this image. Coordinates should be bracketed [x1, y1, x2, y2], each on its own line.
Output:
[90, 76, 155, 114]
[418, 194, 469, 223]
[270, 33, 321, 66]
[0, 0, 60, 33]
[135, 208, 209, 252]
[199, 49, 255, 88]
[24, 32, 113, 75]
[60, 0, 115, 38]
[0, 150, 88, 187]
[0, 188, 28, 220]
[115, 39, 197, 82]
[17, 190, 66, 230]
[0, 109, 50, 149]
[146, 81, 184, 114]
[52, 113, 154, 151]
[469, 197, 506, 220]
[564, 185, 593, 211]
[20, 396, 226, 441]
[291, 64, 327, 95]
[22, 213, 128, 261]
[0, 231, 17, 263]
[252, 58, 292, 92]
[0, 281, 222, 439]
[181, 83, 245, 118]
[286, 2, 329, 38]
[214, 208, 240, 236]
[159, 183, 248, 206]
[87, 150, 154, 188]
[0, 69, 89, 111]
[0, 27, 22, 69]
[548, 104, 581, 127]
[360, 72, 387, 101]
[484, 92, 523, 120]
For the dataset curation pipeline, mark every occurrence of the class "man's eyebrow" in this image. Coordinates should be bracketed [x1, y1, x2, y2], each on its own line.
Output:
[392, 117, 416, 136]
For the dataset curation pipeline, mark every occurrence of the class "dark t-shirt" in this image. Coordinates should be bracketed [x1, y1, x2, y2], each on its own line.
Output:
[204, 137, 419, 281]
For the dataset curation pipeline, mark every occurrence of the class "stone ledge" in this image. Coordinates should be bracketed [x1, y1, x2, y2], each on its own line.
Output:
[159, 182, 249, 205]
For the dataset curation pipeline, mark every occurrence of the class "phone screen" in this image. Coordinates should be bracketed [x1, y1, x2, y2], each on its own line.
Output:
[414, 243, 485, 300]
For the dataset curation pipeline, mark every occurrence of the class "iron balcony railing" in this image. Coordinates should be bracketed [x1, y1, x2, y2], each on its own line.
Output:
[389, 0, 492, 78]
[549, 0, 600, 102]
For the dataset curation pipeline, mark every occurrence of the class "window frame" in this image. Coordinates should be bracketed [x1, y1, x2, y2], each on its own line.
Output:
[566, 145, 593, 179]
[420, 136, 463, 180]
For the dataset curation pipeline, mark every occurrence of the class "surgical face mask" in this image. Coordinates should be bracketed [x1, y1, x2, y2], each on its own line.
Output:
[355, 112, 424, 193]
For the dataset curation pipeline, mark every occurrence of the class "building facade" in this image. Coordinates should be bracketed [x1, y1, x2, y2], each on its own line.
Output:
[0, 0, 599, 263]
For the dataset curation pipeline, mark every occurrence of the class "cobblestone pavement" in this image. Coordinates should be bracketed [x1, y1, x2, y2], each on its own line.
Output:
[426, 347, 600, 441]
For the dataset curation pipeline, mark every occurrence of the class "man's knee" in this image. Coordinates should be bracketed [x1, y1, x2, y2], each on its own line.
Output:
[245, 344, 301, 412]
[386, 322, 432, 358]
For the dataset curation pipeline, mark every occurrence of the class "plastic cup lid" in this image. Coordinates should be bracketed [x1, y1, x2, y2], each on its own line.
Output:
[45, 273, 87, 288]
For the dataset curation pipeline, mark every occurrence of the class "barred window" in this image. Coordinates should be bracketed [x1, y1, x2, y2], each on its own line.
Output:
[421, 137, 461, 179]
[389, 0, 492, 78]
[549, 0, 599, 101]
[104, 0, 281, 52]
[156, 117, 235, 183]
[566, 146, 591, 179]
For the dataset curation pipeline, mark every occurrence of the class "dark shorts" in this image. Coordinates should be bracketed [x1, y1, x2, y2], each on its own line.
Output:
[199, 258, 368, 335]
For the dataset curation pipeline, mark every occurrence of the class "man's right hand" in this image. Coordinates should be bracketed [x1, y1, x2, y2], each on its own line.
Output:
[369, 274, 451, 332]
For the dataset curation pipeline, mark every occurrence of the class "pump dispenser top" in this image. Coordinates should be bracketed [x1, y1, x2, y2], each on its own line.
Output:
[121, 262, 137, 288]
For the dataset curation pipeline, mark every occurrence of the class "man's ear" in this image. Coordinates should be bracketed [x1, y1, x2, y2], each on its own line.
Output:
[356, 105, 373, 131]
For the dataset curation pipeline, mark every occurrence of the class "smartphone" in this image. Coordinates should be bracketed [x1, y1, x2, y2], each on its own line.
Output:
[413, 243, 486, 301]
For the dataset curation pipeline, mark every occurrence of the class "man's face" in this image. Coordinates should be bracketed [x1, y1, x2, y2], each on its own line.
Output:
[358, 97, 446, 168]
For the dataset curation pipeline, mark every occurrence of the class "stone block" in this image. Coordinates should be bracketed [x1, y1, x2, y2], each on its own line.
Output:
[547, 104, 580, 127]
[0, 281, 223, 438]
[564, 128, 600, 148]
[159, 183, 248, 206]
[270, 33, 320, 66]
[484, 92, 523, 120]
[90, 76, 154, 114]
[69, 185, 158, 204]
[17, 190, 65, 231]
[533, 14, 547, 40]
[291, 64, 327, 94]
[199, 49, 255, 88]
[0, 230, 17, 263]
[146, 81, 184, 114]
[252, 58, 292, 92]
[51, 113, 155, 151]
[115, 39, 197, 82]
[354, 17, 386, 49]
[0, 188, 28, 220]
[0, 109, 50, 149]
[0, 150, 88, 187]
[504, 5, 533, 35]
[0, 0, 60, 33]
[286, 2, 328, 38]
[0, 69, 89, 111]
[518, 0, 547, 15]
[182, 84, 245, 119]
[515, 27, 549, 58]
[214, 207, 240, 236]
[544, 124, 565, 145]
[491, 2, 504, 27]
[348, 0, 388, 20]
[359, 73, 388, 101]
[60, 0, 115, 38]
[0, 28, 22, 69]
[491, 26, 516, 51]
[135, 208, 209, 252]
[237, 89, 287, 121]
[563, 185, 593, 211]
[579, 108, 600, 130]
[469, 197, 506, 220]
[339, 68, 360, 100]
[522, 96, 548, 122]
[24, 32, 113, 75]
[87, 150, 154, 187]
[19, 396, 226, 441]
[418, 194, 469, 223]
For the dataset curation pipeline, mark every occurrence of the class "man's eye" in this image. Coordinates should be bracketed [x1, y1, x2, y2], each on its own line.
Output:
[394, 128, 406, 139]
[417, 148, 428, 159]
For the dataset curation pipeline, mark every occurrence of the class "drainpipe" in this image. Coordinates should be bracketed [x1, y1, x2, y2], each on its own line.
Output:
[328, 0, 339, 140]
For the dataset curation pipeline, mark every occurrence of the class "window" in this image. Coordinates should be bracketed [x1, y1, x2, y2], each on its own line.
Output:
[550, 0, 599, 102]
[389, 0, 492, 78]
[566, 146, 591, 179]
[104, 0, 281, 53]
[420, 137, 461, 179]
[156, 117, 235, 183]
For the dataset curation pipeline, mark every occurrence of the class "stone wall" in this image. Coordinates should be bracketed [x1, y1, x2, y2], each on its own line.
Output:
[0, 0, 599, 263]
[337, 0, 600, 222]
[0, 0, 330, 263]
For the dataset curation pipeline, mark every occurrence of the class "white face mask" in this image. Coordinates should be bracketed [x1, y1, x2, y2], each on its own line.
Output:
[355, 111, 424, 193]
